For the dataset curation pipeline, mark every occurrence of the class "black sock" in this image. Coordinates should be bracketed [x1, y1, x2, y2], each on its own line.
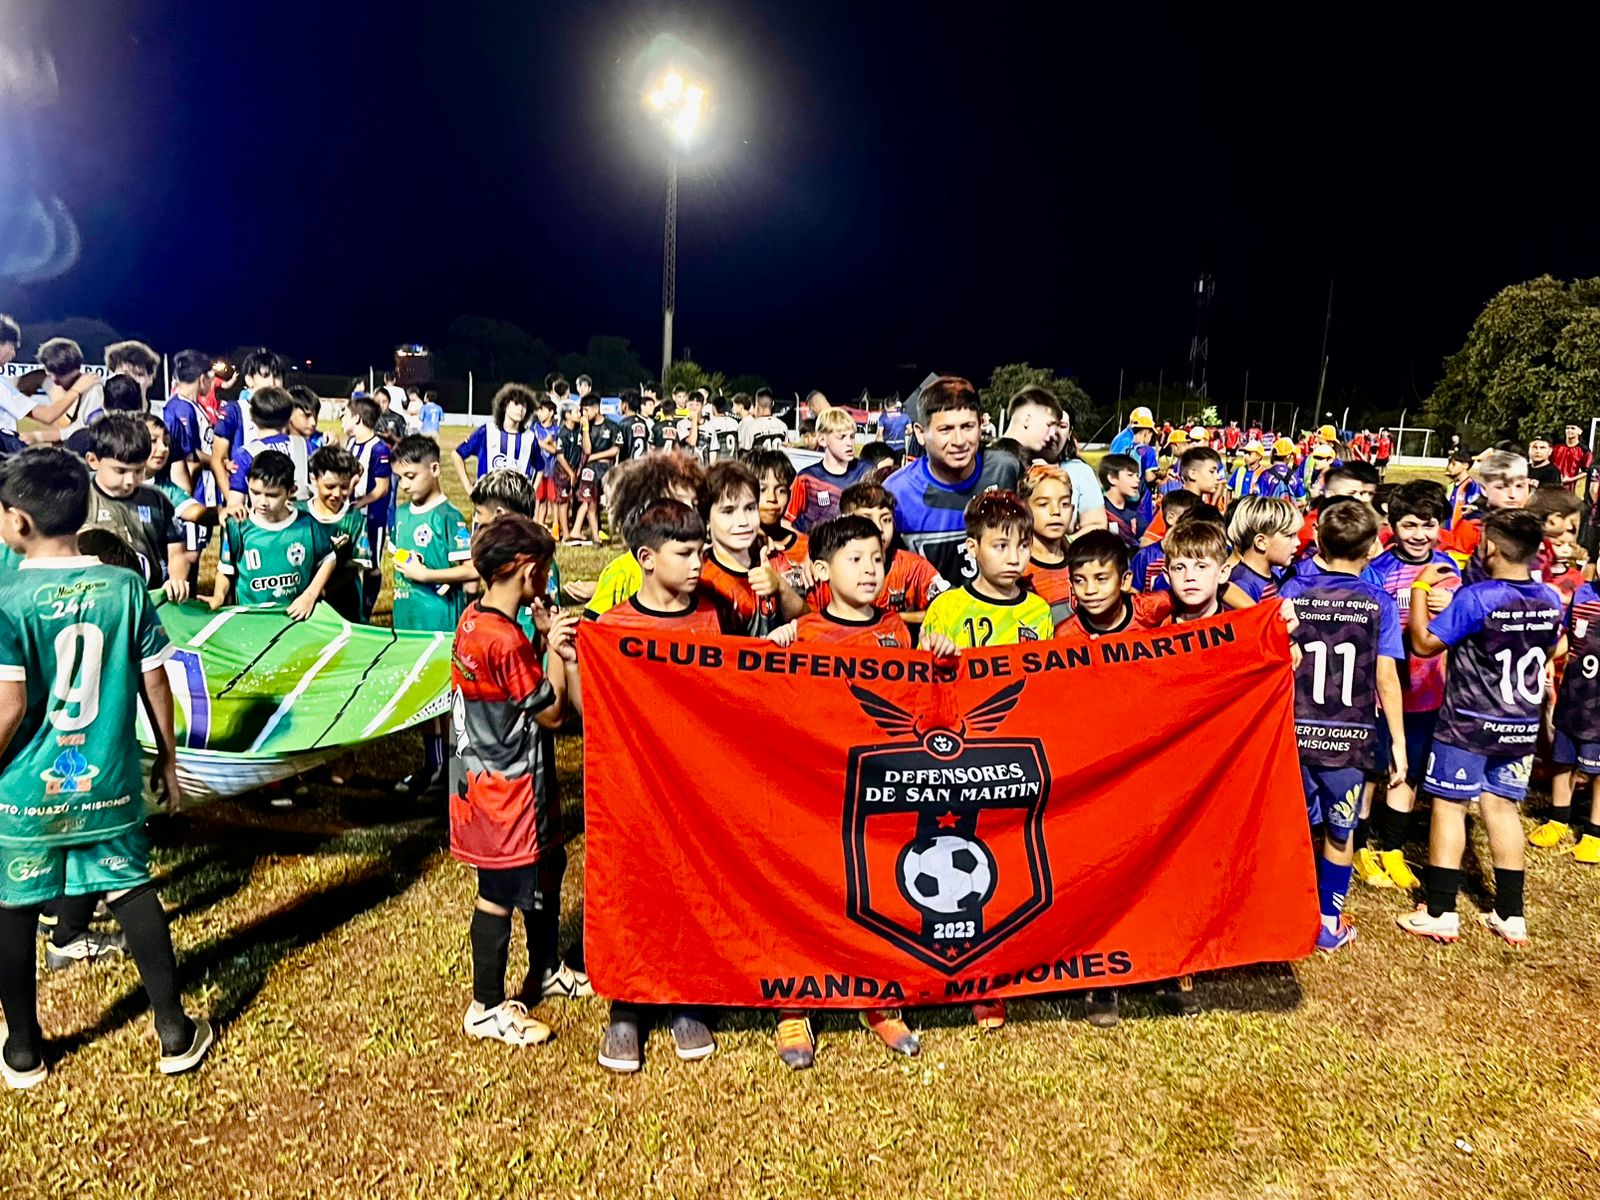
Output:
[50, 892, 99, 949]
[1587, 820, 1600, 840]
[0, 905, 43, 1070]
[1426, 866, 1461, 918]
[470, 909, 511, 1008]
[110, 886, 192, 1053]
[1545, 802, 1573, 827]
[530, 851, 566, 980]
[1353, 816, 1371, 852]
[1379, 803, 1410, 852]
[1493, 868, 1525, 920]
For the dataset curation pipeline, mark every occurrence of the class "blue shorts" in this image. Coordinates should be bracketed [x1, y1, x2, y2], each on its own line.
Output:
[1551, 730, 1600, 774]
[1403, 710, 1439, 785]
[1301, 765, 1365, 840]
[1424, 741, 1532, 804]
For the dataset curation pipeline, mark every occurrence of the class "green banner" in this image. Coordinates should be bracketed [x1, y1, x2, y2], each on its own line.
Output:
[138, 600, 453, 801]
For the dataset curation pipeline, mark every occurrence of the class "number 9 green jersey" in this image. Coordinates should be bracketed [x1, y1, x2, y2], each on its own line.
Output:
[0, 557, 171, 846]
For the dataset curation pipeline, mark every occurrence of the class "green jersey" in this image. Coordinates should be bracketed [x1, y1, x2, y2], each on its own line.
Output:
[0, 556, 171, 846]
[82, 481, 179, 589]
[310, 500, 372, 617]
[391, 496, 473, 632]
[0, 545, 20, 572]
[219, 510, 335, 608]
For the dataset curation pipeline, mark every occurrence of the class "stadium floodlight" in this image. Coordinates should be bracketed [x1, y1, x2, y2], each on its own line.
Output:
[644, 66, 711, 381]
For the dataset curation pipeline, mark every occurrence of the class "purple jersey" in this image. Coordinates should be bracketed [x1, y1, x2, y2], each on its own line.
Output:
[1429, 578, 1564, 754]
[1279, 571, 1404, 770]
[1554, 584, 1600, 744]
[1362, 548, 1461, 713]
[1230, 563, 1280, 603]
[1130, 542, 1167, 593]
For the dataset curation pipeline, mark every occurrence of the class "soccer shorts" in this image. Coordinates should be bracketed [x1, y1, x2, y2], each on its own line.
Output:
[1402, 710, 1439, 786]
[1423, 741, 1533, 804]
[178, 516, 210, 554]
[1301, 765, 1364, 841]
[554, 472, 575, 505]
[536, 476, 558, 503]
[365, 517, 389, 566]
[577, 466, 599, 506]
[1551, 730, 1600, 774]
[476, 855, 562, 914]
[0, 825, 152, 909]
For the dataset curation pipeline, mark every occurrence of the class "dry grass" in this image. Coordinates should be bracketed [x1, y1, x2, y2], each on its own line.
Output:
[4, 432, 1597, 1197]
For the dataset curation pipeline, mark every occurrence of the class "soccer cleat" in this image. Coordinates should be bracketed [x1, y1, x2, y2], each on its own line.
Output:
[462, 1000, 551, 1047]
[1169, 975, 1201, 1017]
[971, 999, 1007, 1030]
[44, 930, 126, 971]
[1528, 819, 1573, 849]
[393, 768, 445, 798]
[1085, 989, 1121, 1029]
[539, 964, 594, 1000]
[35, 911, 57, 939]
[597, 1017, 641, 1073]
[1395, 905, 1459, 943]
[1379, 849, 1421, 890]
[1574, 834, 1600, 865]
[1353, 848, 1394, 889]
[1479, 911, 1529, 946]
[774, 1014, 815, 1070]
[1316, 918, 1357, 953]
[157, 1018, 215, 1076]
[860, 1009, 920, 1056]
[668, 1010, 716, 1061]
[1, 1056, 46, 1090]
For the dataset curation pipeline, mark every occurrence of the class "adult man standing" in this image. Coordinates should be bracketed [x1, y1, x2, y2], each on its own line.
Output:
[883, 375, 1020, 588]
[1552, 424, 1592, 493]
[998, 386, 1106, 532]
[1527, 437, 1563, 491]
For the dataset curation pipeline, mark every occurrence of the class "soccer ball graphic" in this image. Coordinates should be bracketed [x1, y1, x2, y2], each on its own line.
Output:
[898, 834, 994, 915]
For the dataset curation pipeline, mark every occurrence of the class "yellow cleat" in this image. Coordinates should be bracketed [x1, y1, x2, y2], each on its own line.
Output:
[1574, 835, 1600, 866]
[1528, 820, 1572, 849]
[1379, 849, 1421, 890]
[1353, 848, 1393, 889]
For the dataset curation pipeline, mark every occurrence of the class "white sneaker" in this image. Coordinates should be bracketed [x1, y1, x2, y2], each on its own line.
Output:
[463, 1000, 550, 1046]
[1479, 911, 1529, 946]
[158, 1017, 215, 1076]
[0, 1025, 46, 1090]
[540, 964, 594, 1000]
[1395, 905, 1459, 943]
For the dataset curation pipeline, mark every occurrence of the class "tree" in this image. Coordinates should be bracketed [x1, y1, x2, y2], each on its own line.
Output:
[979, 364, 1094, 430]
[556, 335, 648, 392]
[439, 315, 552, 384]
[663, 359, 727, 397]
[1426, 275, 1600, 443]
[724, 373, 770, 397]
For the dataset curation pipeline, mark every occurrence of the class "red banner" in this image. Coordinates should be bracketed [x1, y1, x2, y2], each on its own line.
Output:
[581, 603, 1316, 1008]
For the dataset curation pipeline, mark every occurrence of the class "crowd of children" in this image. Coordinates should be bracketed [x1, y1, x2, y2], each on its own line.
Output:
[1, 326, 1598, 1086]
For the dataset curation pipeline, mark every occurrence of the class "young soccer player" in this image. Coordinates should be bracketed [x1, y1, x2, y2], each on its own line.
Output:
[1130, 490, 1201, 592]
[1228, 440, 1267, 499]
[1296, 463, 1381, 557]
[747, 449, 810, 589]
[286, 385, 325, 454]
[1255, 439, 1307, 502]
[0, 448, 212, 1086]
[1226, 496, 1299, 603]
[554, 404, 585, 543]
[594, 498, 739, 1071]
[531, 396, 561, 530]
[1018, 463, 1076, 624]
[82, 415, 190, 601]
[1098, 453, 1145, 550]
[920, 490, 1050, 1031]
[213, 450, 337, 621]
[581, 454, 707, 620]
[1526, 485, 1588, 604]
[452, 514, 581, 1048]
[785, 407, 871, 532]
[1443, 449, 1481, 529]
[827, 481, 948, 626]
[576, 393, 623, 544]
[470, 470, 564, 624]
[342, 396, 392, 621]
[1539, 578, 1600, 861]
[1163, 516, 1233, 624]
[1397, 510, 1566, 946]
[1449, 450, 1530, 572]
[141, 413, 214, 588]
[227, 385, 310, 513]
[306, 445, 372, 624]
[1360, 481, 1460, 887]
[210, 347, 285, 493]
[390, 436, 476, 797]
[763, 515, 920, 1068]
[698, 461, 808, 635]
[1279, 501, 1408, 952]
[1054, 530, 1175, 644]
[1141, 445, 1226, 545]
[453, 383, 537, 496]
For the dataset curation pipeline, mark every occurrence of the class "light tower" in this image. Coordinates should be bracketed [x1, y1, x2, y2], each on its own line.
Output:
[1187, 273, 1214, 399]
[645, 70, 707, 384]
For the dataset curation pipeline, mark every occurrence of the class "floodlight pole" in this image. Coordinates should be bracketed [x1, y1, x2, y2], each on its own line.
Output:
[661, 154, 678, 384]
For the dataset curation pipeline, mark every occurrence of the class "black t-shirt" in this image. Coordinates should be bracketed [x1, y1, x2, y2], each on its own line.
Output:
[1529, 462, 1563, 491]
[556, 424, 585, 470]
[620, 415, 652, 460]
[587, 417, 622, 474]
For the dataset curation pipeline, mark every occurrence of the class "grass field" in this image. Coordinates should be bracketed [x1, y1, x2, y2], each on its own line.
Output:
[4, 434, 1599, 1198]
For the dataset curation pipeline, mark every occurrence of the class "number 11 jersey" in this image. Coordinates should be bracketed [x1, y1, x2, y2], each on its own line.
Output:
[0, 557, 172, 846]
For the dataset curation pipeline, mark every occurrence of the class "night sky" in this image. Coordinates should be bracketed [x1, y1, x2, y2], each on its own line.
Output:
[8, 2, 1600, 417]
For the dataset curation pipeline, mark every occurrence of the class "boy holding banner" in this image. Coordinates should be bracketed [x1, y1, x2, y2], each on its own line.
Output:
[594, 498, 743, 1070]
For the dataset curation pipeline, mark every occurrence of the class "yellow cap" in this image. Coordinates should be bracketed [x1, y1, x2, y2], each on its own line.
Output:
[1168, 428, 1189, 444]
[1129, 406, 1155, 429]
[1273, 437, 1297, 457]
[1318, 424, 1338, 441]
[1311, 443, 1336, 460]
